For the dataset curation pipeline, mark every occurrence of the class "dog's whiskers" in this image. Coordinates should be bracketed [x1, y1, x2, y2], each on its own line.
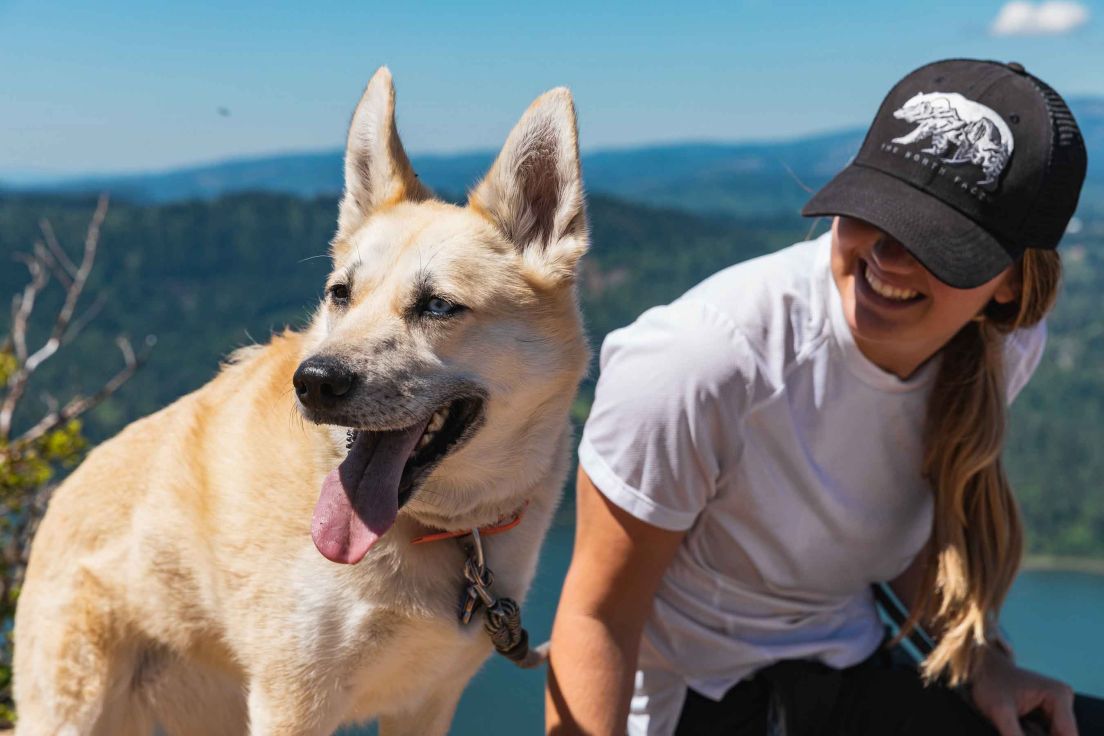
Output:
[285, 403, 308, 433]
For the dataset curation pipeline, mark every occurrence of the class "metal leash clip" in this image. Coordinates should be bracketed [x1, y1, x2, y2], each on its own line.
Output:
[460, 535, 496, 625]
[456, 529, 541, 668]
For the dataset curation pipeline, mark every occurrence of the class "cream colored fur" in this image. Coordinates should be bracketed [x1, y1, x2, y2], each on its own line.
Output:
[12, 67, 588, 736]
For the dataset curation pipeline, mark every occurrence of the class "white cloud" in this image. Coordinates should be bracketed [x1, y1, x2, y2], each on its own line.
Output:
[991, 1, 1090, 36]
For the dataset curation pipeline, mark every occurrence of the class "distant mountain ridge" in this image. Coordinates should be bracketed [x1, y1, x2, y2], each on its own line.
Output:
[5, 96, 1103, 216]
[0, 131, 863, 216]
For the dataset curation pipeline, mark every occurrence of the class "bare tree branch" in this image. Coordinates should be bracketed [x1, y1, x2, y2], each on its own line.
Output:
[39, 218, 77, 282]
[62, 293, 107, 345]
[1, 256, 50, 440]
[5, 293, 18, 354]
[38, 392, 59, 416]
[9, 252, 49, 364]
[1, 195, 110, 440]
[24, 194, 108, 375]
[33, 237, 73, 291]
[12, 335, 152, 449]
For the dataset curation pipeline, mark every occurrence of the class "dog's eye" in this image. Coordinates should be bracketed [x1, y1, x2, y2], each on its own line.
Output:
[328, 284, 350, 306]
[423, 297, 462, 317]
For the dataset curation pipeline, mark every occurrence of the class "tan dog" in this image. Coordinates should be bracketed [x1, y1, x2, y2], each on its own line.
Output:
[13, 67, 588, 735]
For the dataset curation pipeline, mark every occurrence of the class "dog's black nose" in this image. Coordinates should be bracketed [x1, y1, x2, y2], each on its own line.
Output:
[293, 356, 356, 410]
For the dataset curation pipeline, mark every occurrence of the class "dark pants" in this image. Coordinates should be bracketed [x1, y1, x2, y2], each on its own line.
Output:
[674, 647, 1104, 736]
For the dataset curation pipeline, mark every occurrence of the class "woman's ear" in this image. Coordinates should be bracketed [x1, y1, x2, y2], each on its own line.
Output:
[992, 263, 1022, 305]
[980, 265, 1023, 323]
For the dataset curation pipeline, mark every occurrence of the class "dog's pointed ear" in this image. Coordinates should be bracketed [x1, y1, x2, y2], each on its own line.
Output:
[469, 88, 587, 285]
[336, 67, 432, 240]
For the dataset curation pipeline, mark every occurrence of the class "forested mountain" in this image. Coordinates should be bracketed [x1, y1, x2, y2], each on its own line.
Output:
[7, 96, 1102, 217]
[0, 192, 797, 434]
[1, 192, 1102, 558]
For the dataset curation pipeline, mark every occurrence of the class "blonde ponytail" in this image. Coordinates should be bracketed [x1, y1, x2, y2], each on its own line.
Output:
[903, 249, 1061, 685]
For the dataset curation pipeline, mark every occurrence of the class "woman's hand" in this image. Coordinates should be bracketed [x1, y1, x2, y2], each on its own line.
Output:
[971, 646, 1078, 736]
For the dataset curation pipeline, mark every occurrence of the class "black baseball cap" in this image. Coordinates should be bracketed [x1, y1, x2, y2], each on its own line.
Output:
[802, 59, 1087, 289]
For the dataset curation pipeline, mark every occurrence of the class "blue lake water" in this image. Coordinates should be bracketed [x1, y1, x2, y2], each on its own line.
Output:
[344, 520, 1104, 734]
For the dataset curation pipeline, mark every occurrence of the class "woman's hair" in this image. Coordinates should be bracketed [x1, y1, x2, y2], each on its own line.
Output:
[904, 247, 1062, 685]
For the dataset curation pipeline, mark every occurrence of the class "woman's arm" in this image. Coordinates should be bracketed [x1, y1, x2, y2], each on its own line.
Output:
[546, 466, 686, 735]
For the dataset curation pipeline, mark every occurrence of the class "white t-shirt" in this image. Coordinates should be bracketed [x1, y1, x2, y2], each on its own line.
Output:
[578, 232, 1046, 735]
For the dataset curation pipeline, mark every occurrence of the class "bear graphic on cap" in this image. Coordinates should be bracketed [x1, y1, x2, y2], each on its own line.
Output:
[891, 91, 1014, 191]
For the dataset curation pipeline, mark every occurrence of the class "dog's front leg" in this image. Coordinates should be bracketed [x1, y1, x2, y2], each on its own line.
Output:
[246, 675, 348, 736]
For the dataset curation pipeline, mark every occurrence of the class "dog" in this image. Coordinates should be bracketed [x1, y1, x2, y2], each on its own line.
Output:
[13, 67, 589, 735]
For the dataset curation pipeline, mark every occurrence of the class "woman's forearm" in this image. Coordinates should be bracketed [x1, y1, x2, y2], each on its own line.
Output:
[546, 608, 642, 735]
[546, 466, 687, 735]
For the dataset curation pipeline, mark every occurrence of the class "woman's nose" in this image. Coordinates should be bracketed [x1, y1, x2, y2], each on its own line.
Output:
[870, 236, 918, 273]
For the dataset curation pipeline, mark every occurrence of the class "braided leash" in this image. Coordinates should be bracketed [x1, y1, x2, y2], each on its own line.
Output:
[459, 529, 546, 668]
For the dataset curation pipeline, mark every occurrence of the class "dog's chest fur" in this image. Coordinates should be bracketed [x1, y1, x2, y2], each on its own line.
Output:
[274, 486, 555, 719]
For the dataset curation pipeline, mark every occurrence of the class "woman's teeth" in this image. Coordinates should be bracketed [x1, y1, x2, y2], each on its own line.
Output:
[415, 406, 450, 451]
[864, 265, 919, 301]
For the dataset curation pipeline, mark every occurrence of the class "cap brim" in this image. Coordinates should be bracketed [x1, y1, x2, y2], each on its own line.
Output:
[802, 164, 1017, 289]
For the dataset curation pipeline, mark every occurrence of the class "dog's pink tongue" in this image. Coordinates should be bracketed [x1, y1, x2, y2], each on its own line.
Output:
[312, 423, 427, 564]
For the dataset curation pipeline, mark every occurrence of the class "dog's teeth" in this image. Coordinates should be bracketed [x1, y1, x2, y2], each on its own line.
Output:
[416, 432, 433, 450]
[428, 410, 447, 433]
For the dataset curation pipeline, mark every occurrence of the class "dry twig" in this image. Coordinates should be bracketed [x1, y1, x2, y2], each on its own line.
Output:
[15, 336, 153, 449]
[0, 195, 110, 440]
[39, 218, 78, 284]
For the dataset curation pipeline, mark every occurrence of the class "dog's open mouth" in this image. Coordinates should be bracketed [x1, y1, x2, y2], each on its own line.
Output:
[311, 396, 484, 565]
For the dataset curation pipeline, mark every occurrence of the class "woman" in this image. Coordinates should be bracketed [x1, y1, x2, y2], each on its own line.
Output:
[547, 59, 1103, 735]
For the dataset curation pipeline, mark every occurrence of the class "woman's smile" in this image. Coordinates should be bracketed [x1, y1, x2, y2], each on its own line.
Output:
[857, 258, 925, 309]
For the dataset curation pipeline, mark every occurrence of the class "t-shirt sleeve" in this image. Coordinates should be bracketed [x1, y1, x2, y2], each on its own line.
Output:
[579, 299, 752, 531]
[1004, 319, 1047, 405]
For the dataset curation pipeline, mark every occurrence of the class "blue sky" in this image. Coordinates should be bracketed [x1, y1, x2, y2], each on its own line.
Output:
[1, 0, 1101, 177]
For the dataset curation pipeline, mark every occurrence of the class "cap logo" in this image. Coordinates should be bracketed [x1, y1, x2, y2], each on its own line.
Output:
[889, 92, 1014, 192]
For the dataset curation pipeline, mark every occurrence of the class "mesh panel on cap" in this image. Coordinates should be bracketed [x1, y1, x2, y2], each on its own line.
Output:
[1024, 76, 1088, 251]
